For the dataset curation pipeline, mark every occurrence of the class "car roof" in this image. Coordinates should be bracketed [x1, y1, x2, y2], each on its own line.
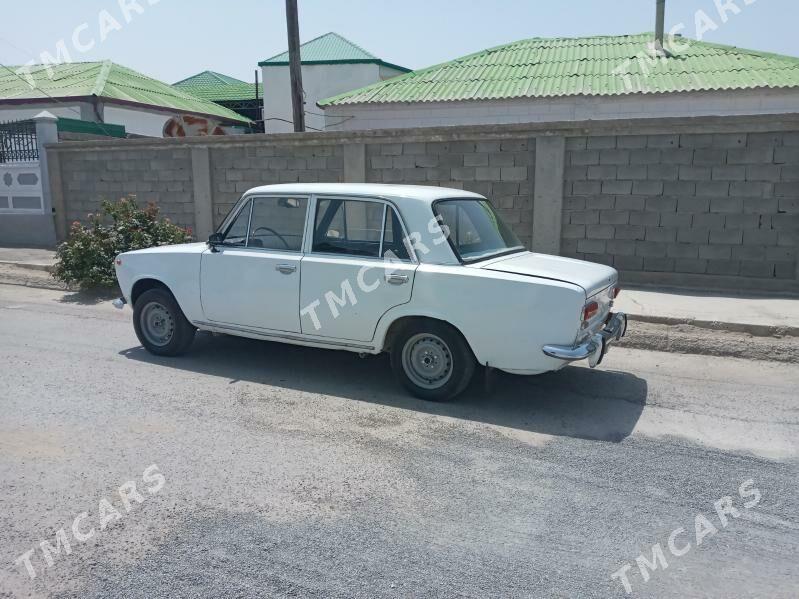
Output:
[243, 183, 484, 203]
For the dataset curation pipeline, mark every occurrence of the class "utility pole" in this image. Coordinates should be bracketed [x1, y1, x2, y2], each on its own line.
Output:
[285, 0, 305, 132]
[654, 0, 666, 53]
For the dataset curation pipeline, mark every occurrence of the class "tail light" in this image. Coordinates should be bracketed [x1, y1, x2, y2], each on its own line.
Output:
[611, 285, 621, 299]
[582, 301, 599, 322]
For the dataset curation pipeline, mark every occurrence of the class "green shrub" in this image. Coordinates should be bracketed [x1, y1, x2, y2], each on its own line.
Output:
[53, 196, 192, 288]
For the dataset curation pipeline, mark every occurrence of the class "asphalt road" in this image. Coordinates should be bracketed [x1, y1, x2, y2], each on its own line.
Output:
[0, 283, 797, 599]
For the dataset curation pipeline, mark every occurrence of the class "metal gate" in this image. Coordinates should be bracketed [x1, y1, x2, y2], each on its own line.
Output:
[0, 120, 44, 214]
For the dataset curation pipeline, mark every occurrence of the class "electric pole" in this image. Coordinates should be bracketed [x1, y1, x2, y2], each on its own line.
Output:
[285, 0, 305, 132]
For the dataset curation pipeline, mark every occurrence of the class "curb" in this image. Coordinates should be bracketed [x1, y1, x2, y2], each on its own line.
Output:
[0, 260, 54, 273]
[627, 314, 799, 339]
[0, 265, 68, 291]
[619, 320, 799, 364]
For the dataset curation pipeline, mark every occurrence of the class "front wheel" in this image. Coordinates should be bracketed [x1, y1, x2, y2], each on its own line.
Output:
[132, 288, 195, 356]
[390, 320, 476, 401]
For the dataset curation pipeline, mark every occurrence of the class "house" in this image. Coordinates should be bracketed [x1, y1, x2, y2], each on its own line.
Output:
[0, 61, 251, 137]
[318, 33, 799, 130]
[259, 32, 409, 133]
[173, 71, 262, 127]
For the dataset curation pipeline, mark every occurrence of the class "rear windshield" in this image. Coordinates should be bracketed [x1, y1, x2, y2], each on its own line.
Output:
[433, 199, 524, 263]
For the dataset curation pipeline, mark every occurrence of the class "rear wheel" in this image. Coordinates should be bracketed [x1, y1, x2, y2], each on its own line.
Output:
[133, 288, 195, 356]
[390, 320, 476, 401]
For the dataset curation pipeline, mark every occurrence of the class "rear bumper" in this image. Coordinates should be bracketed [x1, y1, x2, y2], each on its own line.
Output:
[542, 312, 627, 368]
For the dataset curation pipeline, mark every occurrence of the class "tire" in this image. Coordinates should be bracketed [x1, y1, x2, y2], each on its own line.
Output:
[132, 288, 196, 356]
[390, 320, 476, 402]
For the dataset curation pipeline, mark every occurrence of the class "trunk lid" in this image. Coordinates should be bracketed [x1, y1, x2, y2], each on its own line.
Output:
[480, 251, 617, 297]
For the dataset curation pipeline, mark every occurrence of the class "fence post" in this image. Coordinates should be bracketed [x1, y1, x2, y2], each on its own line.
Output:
[33, 111, 59, 246]
[190, 146, 214, 241]
[532, 135, 566, 255]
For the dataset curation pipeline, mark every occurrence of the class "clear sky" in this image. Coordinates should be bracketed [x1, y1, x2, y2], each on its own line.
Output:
[2, 0, 796, 85]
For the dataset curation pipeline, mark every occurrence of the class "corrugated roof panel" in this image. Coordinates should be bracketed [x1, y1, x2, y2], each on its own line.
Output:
[173, 71, 257, 102]
[320, 32, 799, 106]
[0, 61, 250, 122]
[261, 32, 377, 64]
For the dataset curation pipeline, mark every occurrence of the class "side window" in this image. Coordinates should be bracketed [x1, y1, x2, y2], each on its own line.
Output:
[382, 206, 411, 261]
[247, 196, 307, 251]
[313, 199, 385, 258]
[222, 200, 251, 246]
[436, 202, 482, 246]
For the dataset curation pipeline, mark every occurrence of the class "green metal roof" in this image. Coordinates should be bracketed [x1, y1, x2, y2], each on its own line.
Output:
[259, 32, 409, 71]
[319, 33, 799, 106]
[173, 71, 258, 103]
[0, 61, 250, 122]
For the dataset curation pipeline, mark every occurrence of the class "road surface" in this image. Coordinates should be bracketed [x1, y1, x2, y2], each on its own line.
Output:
[0, 283, 796, 598]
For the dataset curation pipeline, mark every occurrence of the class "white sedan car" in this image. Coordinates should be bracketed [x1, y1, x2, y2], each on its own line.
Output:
[114, 183, 626, 401]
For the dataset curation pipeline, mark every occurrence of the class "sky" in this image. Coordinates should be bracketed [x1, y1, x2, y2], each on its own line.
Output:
[1, 0, 797, 85]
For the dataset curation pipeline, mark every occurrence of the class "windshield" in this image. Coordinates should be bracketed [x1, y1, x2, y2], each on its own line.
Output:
[433, 199, 524, 263]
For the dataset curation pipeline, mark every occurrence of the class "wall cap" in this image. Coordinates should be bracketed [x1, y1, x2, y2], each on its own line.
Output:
[47, 113, 799, 153]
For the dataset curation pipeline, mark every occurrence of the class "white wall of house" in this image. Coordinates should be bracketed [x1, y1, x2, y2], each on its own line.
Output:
[0, 103, 89, 123]
[1, 101, 244, 137]
[322, 88, 799, 131]
[102, 105, 173, 137]
[262, 62, 406, 133]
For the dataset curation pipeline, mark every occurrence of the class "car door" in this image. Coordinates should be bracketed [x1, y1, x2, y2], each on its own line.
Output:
[299, 196, 417, 341]
[200, 194, 308, 332]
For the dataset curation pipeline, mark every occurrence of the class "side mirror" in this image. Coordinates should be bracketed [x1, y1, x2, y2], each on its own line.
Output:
[207, 232, 224, 252]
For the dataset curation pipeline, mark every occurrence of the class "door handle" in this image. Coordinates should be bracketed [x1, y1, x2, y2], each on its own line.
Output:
[385, 273, 409, 285]
[276, 264, 297, 274]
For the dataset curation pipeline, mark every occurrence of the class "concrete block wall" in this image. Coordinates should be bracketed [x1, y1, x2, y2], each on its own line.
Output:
[562, 132, 799, 283]
[59, 147, 195, 230]
[210, 144, 343, 228]
[47, 114, 799, 292]
[364, 139, 535, 243]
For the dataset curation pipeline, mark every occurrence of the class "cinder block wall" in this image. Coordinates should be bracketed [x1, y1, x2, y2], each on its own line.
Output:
[562, 132, 799, 282]
[59, 147, 194, 228]
[364, 139, 535, 243]
[210, 144, 343, 228]
[47, 114, 799, 292]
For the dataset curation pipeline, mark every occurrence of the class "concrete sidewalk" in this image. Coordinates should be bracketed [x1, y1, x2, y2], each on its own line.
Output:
[616, 287, 799, 337]
[0, 246, 56, 272]
[0, 245, 796, 336]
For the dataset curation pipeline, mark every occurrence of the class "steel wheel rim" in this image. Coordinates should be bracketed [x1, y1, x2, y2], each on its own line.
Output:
[140, 302, 175, 347]
[401, 333, 453, 390]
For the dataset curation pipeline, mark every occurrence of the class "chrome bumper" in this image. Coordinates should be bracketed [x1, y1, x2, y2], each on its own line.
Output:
[112, 297, 127, 310]
[542, 312, 628, 368]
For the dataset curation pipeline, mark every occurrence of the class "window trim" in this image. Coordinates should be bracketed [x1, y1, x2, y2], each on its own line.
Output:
[431, 198, 526, 265]
[217, 193, 311, 254]
[306, 194, 418, 264]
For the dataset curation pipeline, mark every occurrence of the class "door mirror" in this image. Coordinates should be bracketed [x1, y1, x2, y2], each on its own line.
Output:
[208, 232, 224, 246]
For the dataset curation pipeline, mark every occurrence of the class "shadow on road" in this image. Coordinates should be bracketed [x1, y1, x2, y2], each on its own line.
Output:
[57, 287, 120, 305]
[120, 332, 647, 443]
